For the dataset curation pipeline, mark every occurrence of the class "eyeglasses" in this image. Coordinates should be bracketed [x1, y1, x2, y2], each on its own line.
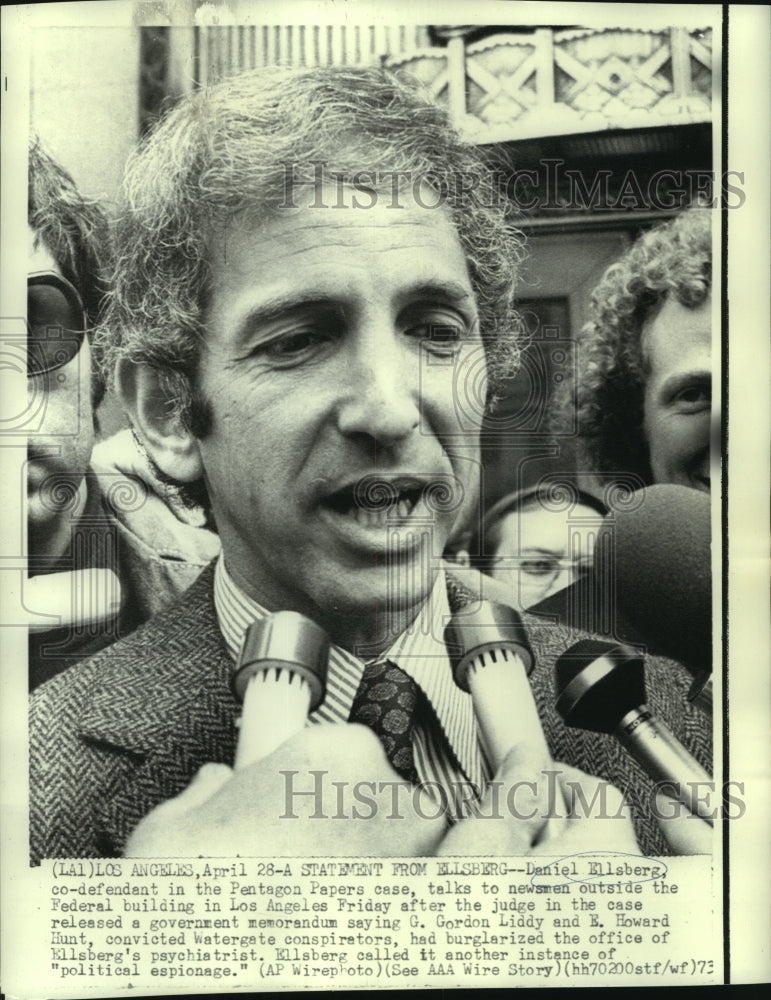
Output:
[486, 555, 595, 579]
[27, 271, 87, 377]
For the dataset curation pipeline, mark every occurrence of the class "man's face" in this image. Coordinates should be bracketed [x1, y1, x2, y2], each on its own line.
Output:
[642, 292, 712, 493]
[194, 190, 484, 640]
[489, 501, 604, 609]
[27, 225, 94, 568]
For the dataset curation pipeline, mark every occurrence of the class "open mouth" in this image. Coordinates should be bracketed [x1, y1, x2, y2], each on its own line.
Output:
[322, 476, 428, 528]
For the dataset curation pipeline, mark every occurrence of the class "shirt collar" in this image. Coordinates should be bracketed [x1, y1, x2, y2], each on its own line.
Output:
[213, 556, 482, 783]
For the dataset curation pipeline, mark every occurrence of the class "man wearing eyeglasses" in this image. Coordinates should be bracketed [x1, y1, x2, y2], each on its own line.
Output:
[27, 144, 107, 573]
[475, 487, 607, 611]
[26, 141, 219, 689]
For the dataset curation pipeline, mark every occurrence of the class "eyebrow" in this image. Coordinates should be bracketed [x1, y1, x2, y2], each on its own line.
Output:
[228, 295, 340, 347]
[399, 281, 475, 305]
[658, 370, 712, 399]
[228, 280, 477, 347]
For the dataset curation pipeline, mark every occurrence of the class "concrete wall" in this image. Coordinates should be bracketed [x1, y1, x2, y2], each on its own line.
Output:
[31, 24, 140, 209]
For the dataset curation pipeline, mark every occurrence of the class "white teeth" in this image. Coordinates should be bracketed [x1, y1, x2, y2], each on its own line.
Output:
[341, 494, 418, 528]
[327, 485, 424, 528]
[352, 506, 388, 528]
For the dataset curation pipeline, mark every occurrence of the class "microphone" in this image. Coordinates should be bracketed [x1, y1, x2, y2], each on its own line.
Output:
[231, 612, 330, 769]
[445, 601, 544, 768]
[530, 484, 712, 713]
[555, 639, 714, 824]
[609, 484, 712, 707]
[445, 601, 565, 835]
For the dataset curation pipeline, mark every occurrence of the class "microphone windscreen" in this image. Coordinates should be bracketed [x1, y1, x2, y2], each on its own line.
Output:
[608, 484, 711, 673]
[554, 640, 647, 733]
[553, 637, 618, 691]
[528, 570, 647, 648]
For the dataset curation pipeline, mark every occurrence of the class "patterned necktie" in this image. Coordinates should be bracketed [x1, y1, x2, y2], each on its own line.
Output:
[347, 575, 480, 787]
[348, 660, 420, 784]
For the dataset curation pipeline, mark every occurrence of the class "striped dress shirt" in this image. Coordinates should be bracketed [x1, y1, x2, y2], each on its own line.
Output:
[213, 557, 492, 822]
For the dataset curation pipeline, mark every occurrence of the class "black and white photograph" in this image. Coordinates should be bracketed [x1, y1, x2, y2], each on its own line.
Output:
[1, 1, 768, 994]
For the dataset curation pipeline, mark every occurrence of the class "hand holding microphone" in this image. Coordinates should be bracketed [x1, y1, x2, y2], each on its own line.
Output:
[123, 605, 646, 857]
[555, 638, 714, 825]
[124, 611, 449, 857]
[440, 604, 638, 856]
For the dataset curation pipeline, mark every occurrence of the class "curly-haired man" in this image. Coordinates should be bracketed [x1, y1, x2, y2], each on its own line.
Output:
[566, 208, 712, 491]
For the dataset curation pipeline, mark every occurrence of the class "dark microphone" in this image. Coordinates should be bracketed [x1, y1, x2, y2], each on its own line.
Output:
[609, 484, 712, 710]
[231, 612, 330, 769]
[555, 639, 713, 824]
[530, 484, 712, 712]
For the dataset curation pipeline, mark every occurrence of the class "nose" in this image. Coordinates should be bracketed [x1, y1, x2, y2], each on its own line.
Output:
[335, 333, 421, 447]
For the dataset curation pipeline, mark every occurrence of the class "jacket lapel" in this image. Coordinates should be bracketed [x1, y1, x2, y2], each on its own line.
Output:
[75, 565, 241, 854]
[91, 679, 238, 855]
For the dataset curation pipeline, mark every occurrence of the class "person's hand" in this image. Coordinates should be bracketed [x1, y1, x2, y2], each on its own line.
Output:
[124, 723, 446, 857]
[437, 746, 640, 856]
[124, 727, 646, 859]
[654, 791, 713, 854]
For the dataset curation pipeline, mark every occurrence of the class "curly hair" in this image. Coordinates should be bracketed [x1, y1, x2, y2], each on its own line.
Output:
[96, 65, 525, 435]
[28, 139, 112, 406]
[561, 208, 712, 485]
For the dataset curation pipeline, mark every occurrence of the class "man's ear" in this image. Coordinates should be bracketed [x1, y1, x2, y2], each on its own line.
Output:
[116, 359, 203, 483]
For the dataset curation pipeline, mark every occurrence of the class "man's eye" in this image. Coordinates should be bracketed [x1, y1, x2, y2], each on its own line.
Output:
[258, 320, 340, 364]
[520, 558, 560, 577]
[674, 384, 711, 411]
[266, 331, 324, 356]
[411, 317, 467, 355]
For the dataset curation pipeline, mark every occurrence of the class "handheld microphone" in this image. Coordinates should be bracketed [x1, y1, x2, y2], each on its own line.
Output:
[445, 601, 544, 769]
[232, 612, 330, 769]
[609, 484, 712, 708]
[555, 639, 713, 824]
[445, 601, 565, 837]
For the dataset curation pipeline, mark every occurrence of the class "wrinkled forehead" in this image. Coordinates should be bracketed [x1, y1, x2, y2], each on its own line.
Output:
[640, 290, 712, 377]
[206, 166, 459, 233]
[205, 175, 467, 270]
[495, 501, 605, 550]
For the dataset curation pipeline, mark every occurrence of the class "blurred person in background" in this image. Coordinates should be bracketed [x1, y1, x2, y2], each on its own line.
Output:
[26, 140, 219, 689]
[473, 486, 607, 610]
[548, 207, 714, 689]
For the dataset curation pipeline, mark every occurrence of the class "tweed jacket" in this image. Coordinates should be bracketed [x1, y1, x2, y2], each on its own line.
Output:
[29, 563, 712, 863]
